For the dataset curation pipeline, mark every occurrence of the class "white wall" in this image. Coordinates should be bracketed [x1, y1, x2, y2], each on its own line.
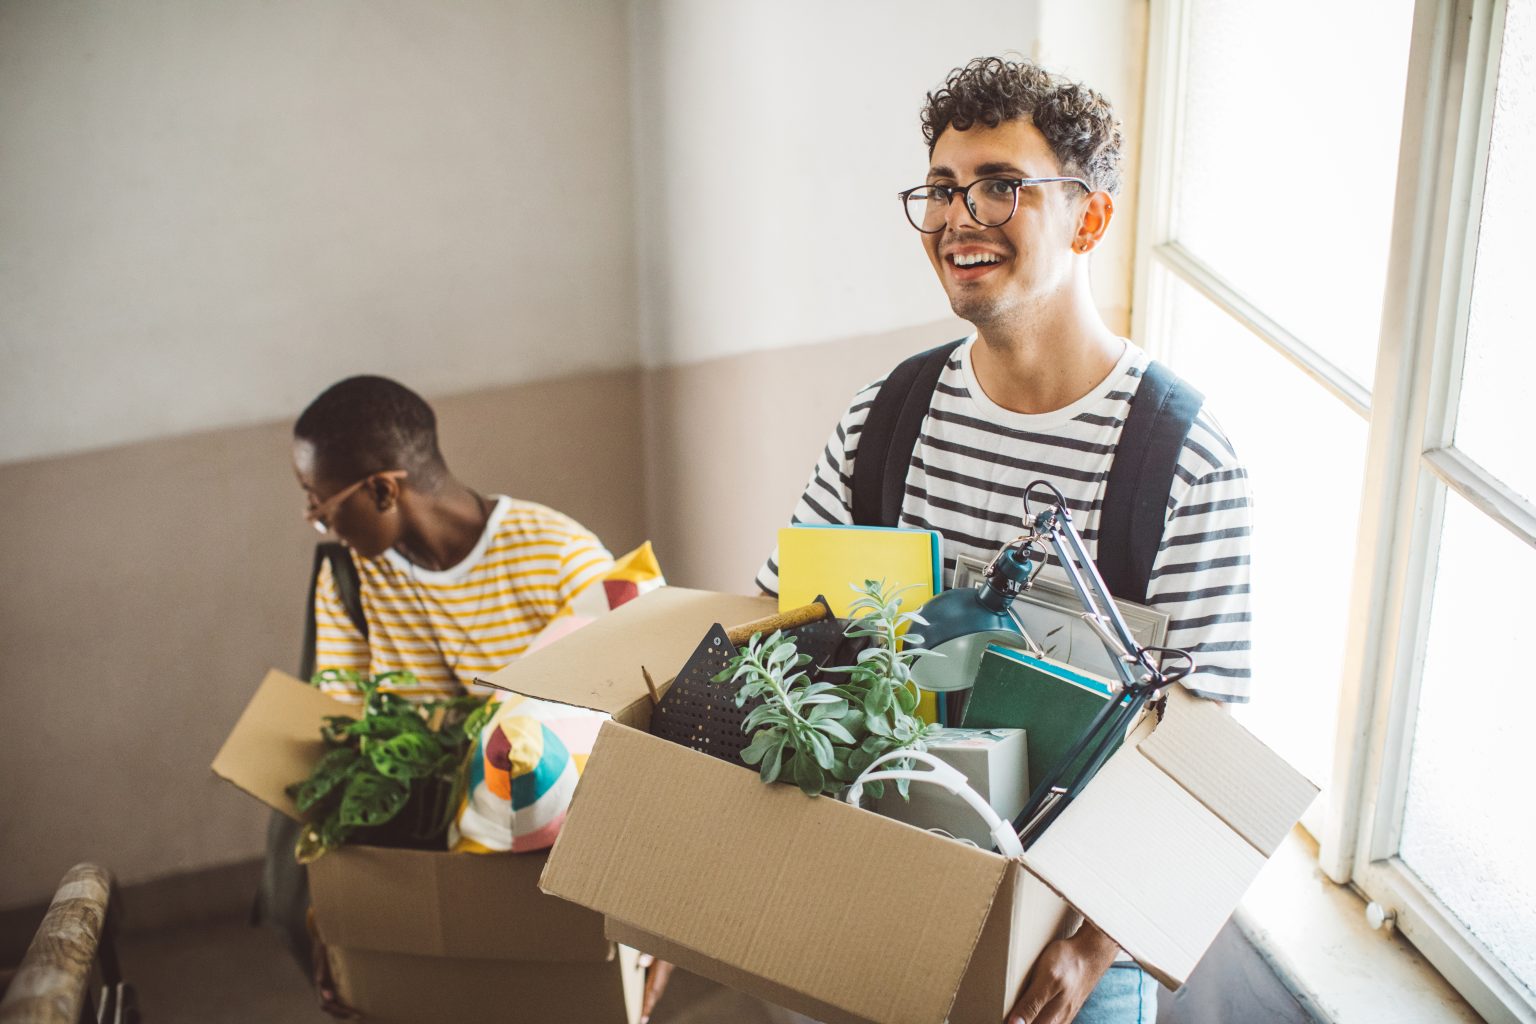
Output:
[1036, 0, 1149, 335]
[627, 0, 1043, 368]
[0, 0, 638, 465]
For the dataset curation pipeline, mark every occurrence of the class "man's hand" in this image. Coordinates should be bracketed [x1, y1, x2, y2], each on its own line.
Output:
[636, 954, 674, 1024]
[1006, 921, 1120, 1024]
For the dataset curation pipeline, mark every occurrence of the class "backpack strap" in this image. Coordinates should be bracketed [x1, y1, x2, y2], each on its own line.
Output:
[851, 339, 966, 527]
[299, 541, 367, 680]
[1097, 360, 1205, 603]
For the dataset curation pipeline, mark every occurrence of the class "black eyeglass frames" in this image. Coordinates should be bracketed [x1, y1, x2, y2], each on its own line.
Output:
[897, 176, 1091, 233]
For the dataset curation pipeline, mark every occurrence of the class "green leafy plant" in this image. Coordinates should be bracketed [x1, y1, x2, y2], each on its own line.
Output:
[715, 580, 938, 799]
[286, 669, 489, 863]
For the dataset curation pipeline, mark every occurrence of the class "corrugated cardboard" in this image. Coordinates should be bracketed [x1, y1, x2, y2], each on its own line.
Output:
[307, 846, 610, 962]
[480, 587, 775, 725]
[210, 669, 336, 818]
[211, 669, 638, 1022]
[483, 587, 1318, 1022]
[326, 945, 644, 1024]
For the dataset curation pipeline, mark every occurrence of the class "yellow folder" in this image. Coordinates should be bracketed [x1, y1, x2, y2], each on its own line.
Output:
[777, 524, 945, 723]
[776, 524, 944, 616]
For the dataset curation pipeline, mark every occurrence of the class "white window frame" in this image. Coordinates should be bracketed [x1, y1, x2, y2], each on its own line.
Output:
[1133, 0, 1536, 1020]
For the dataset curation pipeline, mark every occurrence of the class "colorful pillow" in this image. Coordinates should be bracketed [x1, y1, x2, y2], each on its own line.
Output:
[449, 542, 664, 854]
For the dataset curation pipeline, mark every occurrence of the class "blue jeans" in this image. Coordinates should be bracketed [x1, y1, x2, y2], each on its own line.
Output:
[1074, 962, 1156, 1024]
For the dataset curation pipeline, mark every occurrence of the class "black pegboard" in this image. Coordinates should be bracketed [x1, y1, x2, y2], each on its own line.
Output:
[650, 624, 756, 766]
[650, 597, 856, 768]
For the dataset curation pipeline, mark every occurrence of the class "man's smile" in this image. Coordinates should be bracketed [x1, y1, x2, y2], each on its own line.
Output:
[942, 245, 1009, 281]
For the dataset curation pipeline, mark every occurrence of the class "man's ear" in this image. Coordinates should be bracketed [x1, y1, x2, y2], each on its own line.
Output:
[367, 473, 403, 512]
[1073, 192, 1114, 254]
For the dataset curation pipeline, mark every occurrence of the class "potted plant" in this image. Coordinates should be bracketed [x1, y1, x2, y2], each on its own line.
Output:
[715, 580, 938, 798]
[286, 670, 490, 862]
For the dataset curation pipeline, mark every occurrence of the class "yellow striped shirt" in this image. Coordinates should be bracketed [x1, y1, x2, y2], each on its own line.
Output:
[313, 496, 613, 703]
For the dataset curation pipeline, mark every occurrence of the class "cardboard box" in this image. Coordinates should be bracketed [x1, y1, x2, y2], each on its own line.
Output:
[212, 670, 644, 1023]
[868, 727, 1030, 849]
[481, 587, 1318, 1024]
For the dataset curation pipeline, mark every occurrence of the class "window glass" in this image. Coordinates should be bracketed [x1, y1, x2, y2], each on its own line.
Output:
[1173, 0, 1414, 390]
[1455, 0, 1536, 503]
[1400, 489, 1536, 996]
[1162, 273, 1368, 788]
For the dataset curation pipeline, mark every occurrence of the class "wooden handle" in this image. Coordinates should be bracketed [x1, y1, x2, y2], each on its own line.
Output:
[726, 601, 829, 647]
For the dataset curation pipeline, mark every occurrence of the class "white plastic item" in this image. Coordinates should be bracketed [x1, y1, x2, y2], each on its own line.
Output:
[845, 749, 1025, 858]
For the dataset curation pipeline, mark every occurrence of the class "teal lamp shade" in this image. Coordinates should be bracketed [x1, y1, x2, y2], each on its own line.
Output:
[910, 546, 1036, 693]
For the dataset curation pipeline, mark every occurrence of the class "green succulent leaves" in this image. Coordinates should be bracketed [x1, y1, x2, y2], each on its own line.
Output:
[284, 671, 488, 863]
[714, 580, 939, 799]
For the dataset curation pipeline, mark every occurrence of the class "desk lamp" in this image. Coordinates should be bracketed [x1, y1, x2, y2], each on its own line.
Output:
[912, 479, 1195, 849]
[908, 543, 1039, 694]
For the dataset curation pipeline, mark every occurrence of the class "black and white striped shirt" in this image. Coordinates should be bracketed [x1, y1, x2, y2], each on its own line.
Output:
[756, 338, 1253, 702]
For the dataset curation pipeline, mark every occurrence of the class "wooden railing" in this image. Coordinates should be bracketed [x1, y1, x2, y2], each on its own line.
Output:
[0, 863, 130, 1024]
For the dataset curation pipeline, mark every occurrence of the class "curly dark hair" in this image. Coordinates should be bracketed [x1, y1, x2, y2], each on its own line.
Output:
[921, 57, 1123, 195]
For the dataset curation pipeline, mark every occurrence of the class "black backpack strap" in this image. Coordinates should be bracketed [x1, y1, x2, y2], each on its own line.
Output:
[1098, 360, 1205, 603]
[299, 541, 367, 681]
[263, 541, 367, 974]
[851, 338, 966, 527]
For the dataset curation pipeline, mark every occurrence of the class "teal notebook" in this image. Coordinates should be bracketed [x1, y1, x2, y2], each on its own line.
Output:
[961, 644, 1121, 790]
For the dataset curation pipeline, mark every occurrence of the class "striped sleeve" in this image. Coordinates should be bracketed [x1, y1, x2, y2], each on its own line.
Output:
[555, 526, 613, 608]
[754, 381, 880, 596]
[313, 558, 370, 702]
[1146, 409, 1254, 702]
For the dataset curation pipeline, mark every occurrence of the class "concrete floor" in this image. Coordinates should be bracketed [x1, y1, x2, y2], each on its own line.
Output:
[106, 913, 1301, 1023]
[114, 915, 800, 1023]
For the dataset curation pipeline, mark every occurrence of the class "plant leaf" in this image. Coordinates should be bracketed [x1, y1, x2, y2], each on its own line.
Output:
[816, 719, 857, 744]
[368, 730, 440, 780]
[761, 741, 787, 784]
[791, 752, 825, 797]
[864, 684, 892, 716]
[288, 747, 360, 812]
[805, 729, 836, 770]
[740, 727, 781, 766]
[338, 773, 410, 828]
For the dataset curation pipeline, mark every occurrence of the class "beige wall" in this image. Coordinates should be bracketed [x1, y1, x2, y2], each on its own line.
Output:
[642, 319, 967, 592]
[0, 0, 637, 465]
[0, 0, 1151, 911]
[0, 0, 643, 909]
[1036, 0, 1150, 336]
[0, 373, 644, 909]
[627, 0, 1043, 369]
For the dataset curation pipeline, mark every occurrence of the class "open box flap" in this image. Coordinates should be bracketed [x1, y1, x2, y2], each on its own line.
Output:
[1019, 689, 1318, 989]
[1137, 687, 1319, 856]
[477, 588, 775, 719]
[211, 669, 348, 818]
[542, 721, 1011, 1024]
[310, 846, 611, 962]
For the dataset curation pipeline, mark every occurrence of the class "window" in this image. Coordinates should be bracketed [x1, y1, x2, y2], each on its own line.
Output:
[1135, 0, 1536, 1018]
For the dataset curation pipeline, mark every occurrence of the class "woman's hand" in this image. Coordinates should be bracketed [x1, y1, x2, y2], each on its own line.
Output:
[637, 953, 675, 1023]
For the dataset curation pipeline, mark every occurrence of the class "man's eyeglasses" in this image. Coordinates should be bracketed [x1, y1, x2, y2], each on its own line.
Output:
[305, 470, 408, 534]
[897, 176, 1091, 234]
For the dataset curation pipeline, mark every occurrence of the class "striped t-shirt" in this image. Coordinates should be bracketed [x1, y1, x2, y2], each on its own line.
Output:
[755, 338, 1253, 702]
[313, 496, 613, 703]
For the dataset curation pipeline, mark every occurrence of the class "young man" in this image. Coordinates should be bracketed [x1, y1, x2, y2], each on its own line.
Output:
[292, 374, 614, 700]
[757, 58, 1252, 1024]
